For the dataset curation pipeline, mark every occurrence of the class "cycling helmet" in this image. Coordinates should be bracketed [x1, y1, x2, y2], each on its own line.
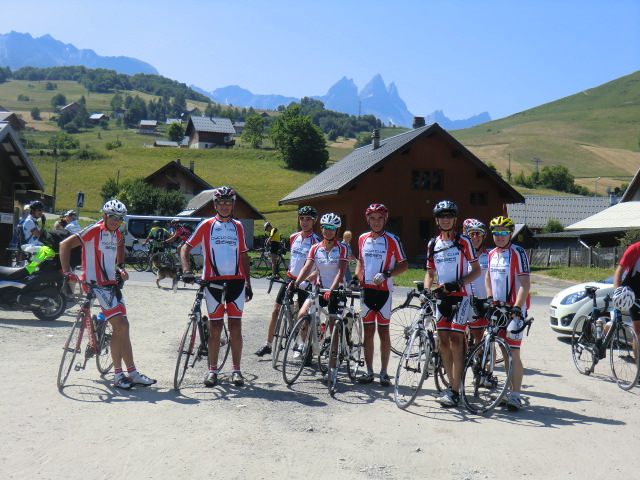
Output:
[463, 218, 486, 235]
[29, 200, 44, 211]
[320, 212, 342, 228]
[212, 186, 236, 202]
[101, 199, 127, 216]
[298, 206, 318, 219]
[489, 216, 515, 231]
[433, 200, 458, 217]
[612, 287, 635, 311]
[264, 221, 272, 231]
[365, 203, 389, 217]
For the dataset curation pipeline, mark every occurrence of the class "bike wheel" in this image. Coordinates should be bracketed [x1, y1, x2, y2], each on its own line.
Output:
[282, 316, 312, 385]
[327, 323, 344, 396]
[317, 319, 330, 375]
[95, 320, 114, 374]
[272, 304, 291, 369]
[57, 312, 85, 389]
[218, 320, 231, 371]
[571, 315, 597, 375]
[278, 257, 289, 276]
[174, 319, 198, 390]
[394, 331, 431, 409]
[461, 336, 512, 415]
[432, 350, 449, 392]
[347, 313, 364, 381]
[610, 323, 640, 390]
[389, 305, 421, 356]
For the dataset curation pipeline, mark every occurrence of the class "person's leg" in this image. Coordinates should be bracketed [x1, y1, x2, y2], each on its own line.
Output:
[378, 324, 390, 372]
[109, 313, 133, 370]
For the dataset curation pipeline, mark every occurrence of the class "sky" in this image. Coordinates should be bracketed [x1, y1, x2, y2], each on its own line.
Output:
[2, 0, 639, 121]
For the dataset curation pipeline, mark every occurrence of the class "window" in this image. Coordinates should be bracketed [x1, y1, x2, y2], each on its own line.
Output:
[386, 216, 402, 237]
[411, 170, 443, 191]
[470, 191, 488, 205]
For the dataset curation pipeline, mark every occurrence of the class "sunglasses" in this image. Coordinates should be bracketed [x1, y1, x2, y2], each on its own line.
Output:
[492, 230, 510, 236]
[322, 225, 337, 230]
[299, 216, 315, 221]
[216, 200, 234, 206]
[468, 232, 484, 237]
[436, 213, 456, 219]
[106, 214, 124, 222]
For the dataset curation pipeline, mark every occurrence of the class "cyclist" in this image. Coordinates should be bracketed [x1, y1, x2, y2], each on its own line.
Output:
[424, 200, 480, 407]
[463, 218, 490, 346]
[354, 204, 408, 387]
[264, 221, 282, 277]
[340, 230, 357, 283]
[613, 239, 640, 338]
[59, 199, 156, 390]
[64, 210, 82, 234]
[22, 200, 45, 246]
[142, 220, 169, 255]
[255, 206, 320, 357]
[180, 186, 253, 387]
[485, 215, 531, 411]
[164, 218, 192, 261]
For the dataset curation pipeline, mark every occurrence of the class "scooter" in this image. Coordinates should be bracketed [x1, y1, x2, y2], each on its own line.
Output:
[0, 245, 68, 320]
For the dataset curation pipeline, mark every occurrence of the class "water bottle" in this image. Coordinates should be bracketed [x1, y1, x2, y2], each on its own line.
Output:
[604, 319, 613, 337]
[595, 318, 604, 340]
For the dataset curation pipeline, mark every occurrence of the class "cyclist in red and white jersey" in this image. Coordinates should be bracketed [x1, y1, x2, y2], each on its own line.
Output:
[486, 216, 531, 411]
[613, 240, 640, 338]
[180, 187, 252, 388]
[463, 218, 490, 346]
[255, 206, 321, 357]
[425, 201, 480, 407]
[355, 204, 408, 386]
[60, 200, 156, 390]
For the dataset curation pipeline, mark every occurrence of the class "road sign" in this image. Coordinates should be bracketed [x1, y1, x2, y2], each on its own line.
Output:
[76, 191, 84, 209]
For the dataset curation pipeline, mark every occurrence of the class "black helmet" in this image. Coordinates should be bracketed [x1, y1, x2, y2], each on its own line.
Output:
[30, 201, 44, 211]
[433, 200, 458, 217]
[298, 206, 318, 219]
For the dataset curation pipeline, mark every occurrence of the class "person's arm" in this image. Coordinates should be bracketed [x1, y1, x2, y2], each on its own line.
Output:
[388, 260, 408, 279]
[116, 239, 128, 281]
[180, 243, 194, 272]
[242, 251, 252, 299]
[485, 268, 493, 298]
[330, 259, 348, 291]
[514, 274, 530, 310]
[424, 268, 436, 289]
[460, 260, 481, 288]
[613, 264, 625, 289]
[60, 235, 82, 273]
[293, 259, 315, 287]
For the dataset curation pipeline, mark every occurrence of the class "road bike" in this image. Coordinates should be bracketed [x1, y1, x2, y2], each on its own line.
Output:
[460, 303, 533, 415]
[173, 280, 231, 390]
[250, 240, 289, 279]
[571, 286, 640, 390]
[57, 279, 114, 389]
[268, 277, 299, 369]
[389, 281, 436, 355]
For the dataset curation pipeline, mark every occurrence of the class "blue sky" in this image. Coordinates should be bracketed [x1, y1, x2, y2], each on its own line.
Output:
[2, 0, 639, 120]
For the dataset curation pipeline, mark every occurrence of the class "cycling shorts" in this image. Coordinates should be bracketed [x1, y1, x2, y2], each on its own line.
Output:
[275, 279, 309, 306]
[361, 287, 391, 326]
[498, 307, 527, 349]
[435, 296, 471, 333]
[204, 279, 246, 321]
[91, 285, 126, 320]
[269, 241, 280, 255]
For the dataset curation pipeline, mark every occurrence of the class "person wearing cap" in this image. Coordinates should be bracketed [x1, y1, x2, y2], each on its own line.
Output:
[264, 221, 282, 277]
[64, 210, 81, 234]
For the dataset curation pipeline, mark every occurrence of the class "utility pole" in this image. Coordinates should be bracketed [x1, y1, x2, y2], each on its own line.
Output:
[52, 161, 58, 212]
[507, 153, 512, 181]
[531, 157, 543, 172]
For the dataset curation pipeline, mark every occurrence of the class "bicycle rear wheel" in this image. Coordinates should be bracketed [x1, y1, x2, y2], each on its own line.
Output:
[174, 319, 198, 390]
[282, 316, 312, 385]
[571, 315, 597, 375]
[132, 251, 148, 272]
[57, 311, 85, 389]
[610, 323, 640, 390]
[461, 336, 512, 415]
[95, 320, 113, 374]
[327, 323, 344, 396]
[272, 303, 292, 369]
[389, 305, 421, 356]
[394, 331, 430, 409]
[347, 313, 364, 381]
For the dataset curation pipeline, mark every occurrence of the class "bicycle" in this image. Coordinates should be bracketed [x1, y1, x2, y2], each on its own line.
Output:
[571, 286, 640, 390]
[460, 303, 533, 415]
[324, 288, 364, 396]
[268, 276, 299, 369]
[389, 281, 436, 356]
[250, 240, 289, 279]
[57, 279, 114, 390]
[173, 279, 231, 390]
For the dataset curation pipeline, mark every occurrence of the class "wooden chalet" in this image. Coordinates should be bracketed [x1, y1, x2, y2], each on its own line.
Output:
[139, 120, 158, 134]
[60, 102, 81, 115]
[144, 160, 212, 202]
[0, 112, 27, 131]
[185, 116, 236, 149]
[279, 122, 524, 260]
[89, 113, 108, 122]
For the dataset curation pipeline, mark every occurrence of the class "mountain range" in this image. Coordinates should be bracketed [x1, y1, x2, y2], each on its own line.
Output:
[0, 31, 489, 128]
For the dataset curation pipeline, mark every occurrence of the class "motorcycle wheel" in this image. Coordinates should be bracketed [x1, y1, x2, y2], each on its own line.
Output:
[33, 292, 67, 321]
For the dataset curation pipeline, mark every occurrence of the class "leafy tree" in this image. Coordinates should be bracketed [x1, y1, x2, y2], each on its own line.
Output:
[618, 229, 640, 251]
[30, 107, 41, 120]
[48, 132, 80, 149]
[542, 218, 564, 233]
[355, 132, 372, 148]
[486, 162, 502, 178]
[540, 165, 573, 191]
[269, 104, 328, 171]
[100, 178, 119, 202]
[327, 129, 339, 142]
[241, 115, 264, 148]
[123, 96, 147, 127]
[166, 122, 185, 142]
[51, 93, 67, 109]
[110, 93, 123, 111]
[109, 178, 186, 215]
[45, 82, 57, 91]
[0, 66, 10, 83]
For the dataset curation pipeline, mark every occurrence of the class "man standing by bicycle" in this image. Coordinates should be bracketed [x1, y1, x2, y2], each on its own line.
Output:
[613, 239, 640, 339]
[463, 218, 490, 346]
[255, 206, 320, 358]
[485, 216, 531, 411]
[424, 201, 480, 407]
[180, 186, 252, 387]
[355, 204, 408, 387]
[60, 200, 156, 390]
[264, 221, 282, 278]
[22, 200, 46, 246]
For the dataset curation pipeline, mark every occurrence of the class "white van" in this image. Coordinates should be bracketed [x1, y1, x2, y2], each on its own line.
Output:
[123, 215, 206, 253]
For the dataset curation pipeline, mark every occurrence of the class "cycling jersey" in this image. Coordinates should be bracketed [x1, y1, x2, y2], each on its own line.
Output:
[287, 231, 321, 279]
[487, 244, 531, 308]
[358, 231, 406, 291]
[268, 227, 281, 243]
[619, 241, 640, 294]
[78, 221, 121, 286]
[426, 233, 477, 296]
[468, 247, 489, 299]
[172, 225, 191, 242]
[186, 217, 248, 280]
[306, 242, 348, 288]
[22, 215, 43, 246]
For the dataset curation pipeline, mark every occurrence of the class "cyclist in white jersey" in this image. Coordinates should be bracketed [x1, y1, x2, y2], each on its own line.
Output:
[22, 200, 45, 246]
[424, 200, 480, 407]
[255, 206, 321, 357]
[463, 218, 490, 346]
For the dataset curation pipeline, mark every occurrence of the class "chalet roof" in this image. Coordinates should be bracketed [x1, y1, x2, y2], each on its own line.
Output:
[187, 116, 235, 134]
[89, 113, 107, 120]
[153, 140, 179, 147]
[507, 195, 612, 229]
[166, 118, 182, 124]
[144, 160, 213, 190]
[565, 201, 640, 230]
[621, 168, 640, 202]
[279, 123, 523, 205]
[140, 120, 158, 127]
[0, 111, 16, 121]
[183, 188, 264, 219]
[0, 123, 44, 190]
[60, 102, 80, 111]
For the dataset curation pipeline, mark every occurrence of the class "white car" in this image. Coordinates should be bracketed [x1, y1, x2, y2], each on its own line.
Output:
[549, 276, 631, 333]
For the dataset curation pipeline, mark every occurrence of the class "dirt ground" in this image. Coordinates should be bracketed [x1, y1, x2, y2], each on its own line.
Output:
[1, 274, 638, 479]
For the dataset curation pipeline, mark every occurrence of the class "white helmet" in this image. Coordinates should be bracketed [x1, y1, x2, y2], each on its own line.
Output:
[320, 212, 341, 228]
[101, 199, 127, 216]
[612, 286, 635, 311]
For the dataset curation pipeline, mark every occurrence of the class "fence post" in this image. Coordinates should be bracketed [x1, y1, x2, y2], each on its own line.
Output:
[547, 249, 551, 267]
[567, 247, 571, 267]
[614, 246, 618, 268]
[589, 247, 593, 268]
